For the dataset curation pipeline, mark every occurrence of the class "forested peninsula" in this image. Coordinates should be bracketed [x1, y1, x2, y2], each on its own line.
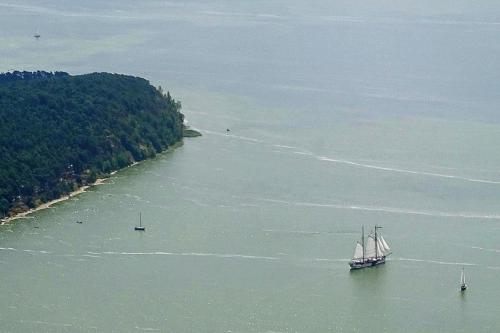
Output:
[0, 71, 186, 220]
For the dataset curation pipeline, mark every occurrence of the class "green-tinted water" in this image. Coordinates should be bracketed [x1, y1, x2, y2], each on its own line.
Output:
[2, 1, 500, 331]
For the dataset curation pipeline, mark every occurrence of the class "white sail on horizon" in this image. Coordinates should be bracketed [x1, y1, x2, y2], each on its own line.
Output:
[376, 238, 386, 256]
[376, 237, 390, 256]
[380, 235, 391, 254]
[364, 234, 391, 258]
[353, 242, 364, 259]
[365, 235, 377, 258]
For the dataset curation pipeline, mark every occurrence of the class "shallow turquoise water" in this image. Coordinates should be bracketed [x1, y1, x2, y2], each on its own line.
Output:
[1, 1, 500, 332]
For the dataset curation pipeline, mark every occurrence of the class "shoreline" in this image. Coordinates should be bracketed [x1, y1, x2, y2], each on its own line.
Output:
[0, 140, 184, 226]
[0, 178, 107, 226]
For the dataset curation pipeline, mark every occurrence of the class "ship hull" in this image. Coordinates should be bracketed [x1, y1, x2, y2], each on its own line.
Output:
[349, 256, 386, 270]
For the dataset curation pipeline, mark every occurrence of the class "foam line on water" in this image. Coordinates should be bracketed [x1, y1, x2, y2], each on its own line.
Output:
[318, 157, 500, 185]
[471, 246, 500, 253]
[18, 320, 74, 328]
[273, 144, 299, 149]
[200, 127, 500, 185]
[0, 247, 18, 251]
[396, 258, 476, 266]
[262, 229, 355, 235]
[0, 247, 53, 254]
[201, 129, 264, 143]
[256, 197, 500, 220]
[486, 266, 500, 270]
[263, 229, 322, 235]
[293, 151, 313, 156]
[135, 327, 161, 332]
[314, 258, 350, 262]
[98, 251, 279, 261]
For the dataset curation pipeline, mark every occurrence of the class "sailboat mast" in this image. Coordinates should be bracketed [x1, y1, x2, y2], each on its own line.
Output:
[374, 225, 378, 258]
[362, 225, 365, 260]
[140, 212, 142, 227]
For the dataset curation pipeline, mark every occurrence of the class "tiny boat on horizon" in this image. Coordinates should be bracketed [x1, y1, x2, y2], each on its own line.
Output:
[460, 268, 467, 291]
[134, 212, 145, 231]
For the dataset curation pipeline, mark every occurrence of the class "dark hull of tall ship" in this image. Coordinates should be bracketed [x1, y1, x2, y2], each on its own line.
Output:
[349, 256, 386, 270]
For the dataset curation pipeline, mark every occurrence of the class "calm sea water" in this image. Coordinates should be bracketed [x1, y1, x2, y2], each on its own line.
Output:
[2, 1, 500, 332]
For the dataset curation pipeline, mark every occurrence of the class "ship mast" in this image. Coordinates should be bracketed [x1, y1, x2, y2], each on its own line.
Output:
[362, 225, 365, 261]
[375, 225, 382, 258]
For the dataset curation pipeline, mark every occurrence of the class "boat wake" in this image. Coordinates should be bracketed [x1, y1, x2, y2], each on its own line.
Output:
[314, 258, 350, 262]
[263, 229, 356, 236]
[0, 247, 280, 261]
[255, 197, 500, 220]
[201, 129, 264, 143]
[0, 247, 51, 254]
[134, 327, 161, 332]
[395, 257, 476, 266]
[471, 246, 500, 253]
[263, 229, 322, 235]
[318, 156, 500, 185]
[200, 127, 500, 185]
[99, 251, 280, 261]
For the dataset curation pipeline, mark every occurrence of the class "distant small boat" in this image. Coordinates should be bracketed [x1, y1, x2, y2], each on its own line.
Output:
[134, 212, 145, 231]
[226, 128, 230, 133]
[76, 221, 83, 224]
[460, 268, 467, 291]
[34, 30, 41, 39]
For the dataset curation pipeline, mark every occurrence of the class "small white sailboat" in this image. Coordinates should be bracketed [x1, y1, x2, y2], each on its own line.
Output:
[134, 212, 145, 231]
[349, 225, 392, 270]
[34, 29, 41, 39]
[460, 268, 467, 291]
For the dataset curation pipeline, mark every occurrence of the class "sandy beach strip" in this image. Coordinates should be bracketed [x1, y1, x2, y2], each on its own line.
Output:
[0, 178, 107, 225]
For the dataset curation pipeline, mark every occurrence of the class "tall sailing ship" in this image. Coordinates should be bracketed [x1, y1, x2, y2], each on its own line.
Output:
[349, 225, 391, 269]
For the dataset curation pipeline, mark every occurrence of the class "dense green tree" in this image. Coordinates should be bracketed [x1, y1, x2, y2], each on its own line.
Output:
[0, 71, 184, 218]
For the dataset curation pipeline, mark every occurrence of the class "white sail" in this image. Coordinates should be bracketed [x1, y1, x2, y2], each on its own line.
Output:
[380, 235, 391, 254]
[376, 238, 387, 256]
[353, 242, 364, 259]
[365, 235, 377, 258]
[377, 237, 391, 256]
[461, 269, 466, 285]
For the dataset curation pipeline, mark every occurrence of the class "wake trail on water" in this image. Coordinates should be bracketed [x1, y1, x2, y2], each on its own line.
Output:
[395, 257, 476, 266]
[254, 197, 500, 220]
[263, 229, 356, 236]
[200, 128, 500, 185]
[135, 327, 161, 332]
[318, 157, 500, 185]
[201, 129, 264, 143]
[0, 247, 51, 254]
[0, 246, 280, 261]
[98, 251, 279, 261]
[4, 246, 500, 271]
[471, 246, 500, 253]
